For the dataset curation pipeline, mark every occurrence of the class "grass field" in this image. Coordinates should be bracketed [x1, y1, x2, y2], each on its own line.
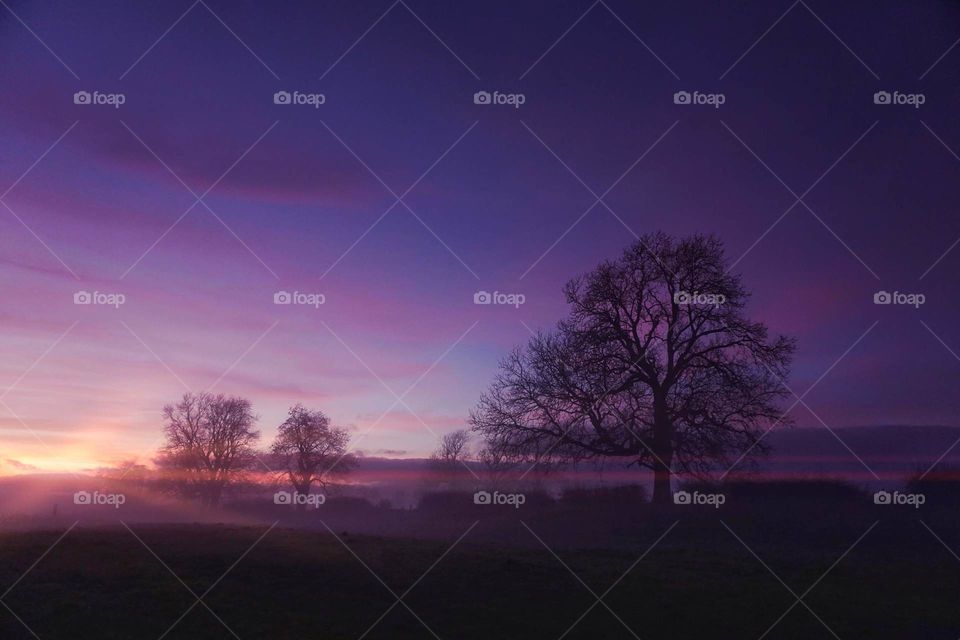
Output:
[0, 509, 957, 639]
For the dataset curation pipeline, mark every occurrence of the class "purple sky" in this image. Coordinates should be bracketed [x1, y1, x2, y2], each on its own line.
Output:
[2, 0, 960, 471]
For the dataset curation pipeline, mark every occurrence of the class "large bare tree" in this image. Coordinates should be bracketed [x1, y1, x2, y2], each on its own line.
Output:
[157, 392, 260, 507]
[470, 233, 795, 504]
[270, 404, 354, 505]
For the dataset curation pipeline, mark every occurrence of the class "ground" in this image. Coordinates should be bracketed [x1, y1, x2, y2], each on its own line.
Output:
[0, 507, 956, 639]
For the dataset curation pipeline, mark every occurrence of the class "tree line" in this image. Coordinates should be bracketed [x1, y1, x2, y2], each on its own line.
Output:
[152, 232, 792, 508]
[157, 395, 354, 507]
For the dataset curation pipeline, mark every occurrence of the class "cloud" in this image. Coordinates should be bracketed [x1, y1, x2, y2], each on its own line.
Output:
[3, 459, 38, 471]
[353, 409, 466, 434]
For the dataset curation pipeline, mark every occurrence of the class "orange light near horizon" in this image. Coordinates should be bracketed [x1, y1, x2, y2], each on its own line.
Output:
[1, 456, 103, 475]
[0, 415, 160, 475]
[0, 439, 142, 475]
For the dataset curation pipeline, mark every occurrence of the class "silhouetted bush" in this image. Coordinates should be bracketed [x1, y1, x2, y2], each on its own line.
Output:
[417, 491, 476, 513]
[906, 467, 960, 507]
[417, 489, 555, 513]
[323, 496, 376, 515]
[560, 484, 648, 507]
[724, 479, 866, 505]
[517, 491, 556, 510]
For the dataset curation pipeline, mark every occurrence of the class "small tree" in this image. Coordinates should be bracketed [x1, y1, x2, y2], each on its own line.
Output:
[270, 404, 354, 507]
[476, 441, 525, 492]
[157, 392, 260, 507]
[471, 233, 794, 504]
[428, 429, 476, 487]
[430, 430, 471, 469]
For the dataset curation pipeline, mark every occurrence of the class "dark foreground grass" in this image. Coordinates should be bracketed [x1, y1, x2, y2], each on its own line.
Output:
[0, 517, 956, 639]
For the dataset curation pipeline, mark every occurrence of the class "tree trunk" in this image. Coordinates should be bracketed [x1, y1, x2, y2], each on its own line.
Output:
[652, 454, 673, 505]
[650, 399, 674, 506]
[294, 481, 311, 513]
[205, 482, 223, 509]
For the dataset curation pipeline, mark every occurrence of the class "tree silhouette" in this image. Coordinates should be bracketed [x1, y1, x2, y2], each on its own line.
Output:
[270, 404, 354, 508]
[156, 392, 260, 507]
[429, 430, 471, 470]
[427, 429, 473, 489]
[470, 232, 795, 504]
